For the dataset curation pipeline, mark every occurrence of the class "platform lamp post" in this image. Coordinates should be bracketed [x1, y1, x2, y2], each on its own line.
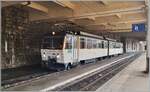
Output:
[145, 1, 150, 73]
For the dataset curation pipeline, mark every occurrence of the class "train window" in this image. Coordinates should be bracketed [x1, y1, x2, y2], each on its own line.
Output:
[113, 42, 116, 48]
[109, 42, 115, 48]
[74, 37, 78, 49]
[109, 42, 112, 48]
[98, 41, 103, 48]
[80, 38, 85, 49]
[93, 39, 97, 48]
[115, 43, 121, 48]
[132, 42, 134, 50]
[120, 43, 122, 48]
[104, 41, 108, 48]
[97, 41, 99, 48]
[115, 43, 118, 48]
[113, 43, 116, 48]
[102, 41, 104, 48]
[65, 36, 72, 49]
[87, 38, 92, 49]
[41, 36, 64, 49]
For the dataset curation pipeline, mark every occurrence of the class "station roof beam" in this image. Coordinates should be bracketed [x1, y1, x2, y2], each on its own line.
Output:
[53, 0, 76, 10]
[2, 1, 24, 7]
[116, 14, 121, 19]
[69, 5, 145, 20]
[100, 1, 109, 5]
[21, 2, 49, 13]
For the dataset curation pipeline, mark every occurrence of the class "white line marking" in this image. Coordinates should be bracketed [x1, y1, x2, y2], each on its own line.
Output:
[41, 54, 135, 91]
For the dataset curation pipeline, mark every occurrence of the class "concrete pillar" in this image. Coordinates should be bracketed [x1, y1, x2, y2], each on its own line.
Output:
[121, 37, 126, 53]
[146, 2, 150, 73]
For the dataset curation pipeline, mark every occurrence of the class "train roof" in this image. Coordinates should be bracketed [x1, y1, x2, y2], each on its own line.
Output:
[44, 30, 121, 43]
[79, 32, 122, 43]
[105, 38, 117, 42]
[79, 31, 104, 40]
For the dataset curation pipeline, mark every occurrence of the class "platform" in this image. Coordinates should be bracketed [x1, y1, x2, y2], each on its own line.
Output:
[96, 53, 149, 92]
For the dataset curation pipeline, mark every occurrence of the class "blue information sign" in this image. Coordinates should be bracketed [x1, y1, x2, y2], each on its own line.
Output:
[132, 23, 145, 32]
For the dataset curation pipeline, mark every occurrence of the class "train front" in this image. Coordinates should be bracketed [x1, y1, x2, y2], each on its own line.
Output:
[41, 31, 65, 70]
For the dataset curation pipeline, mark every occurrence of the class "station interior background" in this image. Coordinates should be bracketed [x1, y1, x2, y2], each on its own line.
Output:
[1, 1, 147, 70]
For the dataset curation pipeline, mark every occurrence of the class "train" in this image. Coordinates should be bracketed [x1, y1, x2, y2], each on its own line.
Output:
[41, 31, 123, 70]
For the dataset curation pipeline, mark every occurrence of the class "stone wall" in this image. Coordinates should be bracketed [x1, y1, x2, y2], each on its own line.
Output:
[1, 6, 41, 69]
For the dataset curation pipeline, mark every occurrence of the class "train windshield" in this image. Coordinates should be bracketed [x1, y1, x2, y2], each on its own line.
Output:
[42, 36, 64, 49]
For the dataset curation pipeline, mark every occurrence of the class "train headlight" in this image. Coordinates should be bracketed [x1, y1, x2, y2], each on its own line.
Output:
[56, 55, 60, 58]
[43, 54, 46, 57]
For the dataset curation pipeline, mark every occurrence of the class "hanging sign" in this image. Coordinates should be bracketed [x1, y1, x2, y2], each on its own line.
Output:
[132, 23, 145, 32]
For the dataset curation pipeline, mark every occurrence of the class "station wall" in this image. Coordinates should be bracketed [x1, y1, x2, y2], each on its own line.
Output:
[1, 6, 145, 69]
[1, 6, 42, 69]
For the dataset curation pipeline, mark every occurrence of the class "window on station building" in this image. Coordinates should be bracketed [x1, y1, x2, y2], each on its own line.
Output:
[80, 38, 85, 49]
[87, 38, 92, 49]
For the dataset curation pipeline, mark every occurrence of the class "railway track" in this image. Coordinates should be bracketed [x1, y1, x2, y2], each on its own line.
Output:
[54, 53, 141, 91]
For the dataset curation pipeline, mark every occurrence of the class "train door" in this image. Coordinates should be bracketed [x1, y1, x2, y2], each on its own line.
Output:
[65, 35, 78, 65]
[72, 35, 78, 64]
[107, 40, 109, 56]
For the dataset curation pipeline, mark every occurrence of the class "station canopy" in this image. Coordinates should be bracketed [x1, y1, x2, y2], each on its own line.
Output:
[2, 1, 147, 40]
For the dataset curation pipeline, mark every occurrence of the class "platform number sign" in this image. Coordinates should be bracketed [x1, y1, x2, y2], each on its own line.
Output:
[132, 23, 145, 32]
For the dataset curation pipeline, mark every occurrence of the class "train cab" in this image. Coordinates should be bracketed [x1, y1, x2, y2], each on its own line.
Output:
[41, 31, 78, 70]
[41, 31, 123, 71]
